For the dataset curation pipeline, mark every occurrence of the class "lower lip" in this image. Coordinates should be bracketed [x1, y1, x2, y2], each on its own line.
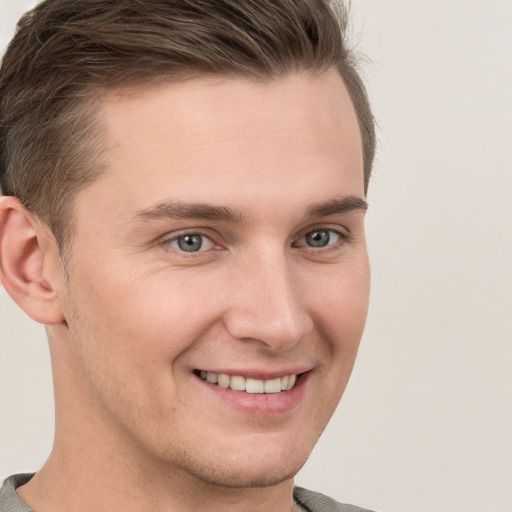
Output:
[196, 372, 310, 416]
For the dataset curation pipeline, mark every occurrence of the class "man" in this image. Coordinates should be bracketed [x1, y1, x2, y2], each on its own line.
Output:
[0, 0, 376, 511]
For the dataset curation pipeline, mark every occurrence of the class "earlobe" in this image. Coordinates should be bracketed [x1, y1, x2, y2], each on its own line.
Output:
[0, 196, 65, 325]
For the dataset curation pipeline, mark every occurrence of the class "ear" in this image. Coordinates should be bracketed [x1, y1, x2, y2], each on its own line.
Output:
[0, 196, 65, 325]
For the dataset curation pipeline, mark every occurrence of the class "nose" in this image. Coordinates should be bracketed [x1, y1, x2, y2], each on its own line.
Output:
[222, 250, 313, 351]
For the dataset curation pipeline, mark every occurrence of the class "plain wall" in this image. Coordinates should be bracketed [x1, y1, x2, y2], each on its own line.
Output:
[1, 1, 511, 511]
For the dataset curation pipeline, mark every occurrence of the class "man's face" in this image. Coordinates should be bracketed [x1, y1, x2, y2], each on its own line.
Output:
[53, 70, 370, 488]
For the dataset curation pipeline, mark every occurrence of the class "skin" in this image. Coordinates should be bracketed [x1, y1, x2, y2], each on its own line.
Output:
[0, 69, 370, 512]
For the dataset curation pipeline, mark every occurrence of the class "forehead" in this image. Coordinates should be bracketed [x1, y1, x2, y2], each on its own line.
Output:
[79, 70, 363, 221]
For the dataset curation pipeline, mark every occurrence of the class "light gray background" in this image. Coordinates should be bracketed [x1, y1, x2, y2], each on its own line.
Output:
[1, 1, 511, 511]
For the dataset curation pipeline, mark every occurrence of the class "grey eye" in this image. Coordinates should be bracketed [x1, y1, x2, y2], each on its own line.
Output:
[305, 230, 331, 247]
[178, 235, 203, 252]
[168, 234, 215, 253]
[295, 229, 342, 249]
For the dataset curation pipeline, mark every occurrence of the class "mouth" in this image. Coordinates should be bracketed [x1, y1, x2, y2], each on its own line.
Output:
[193, 370, 299, 394]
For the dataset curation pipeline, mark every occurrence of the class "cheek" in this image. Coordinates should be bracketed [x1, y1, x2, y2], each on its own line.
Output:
[311, 260, 370, 331]
[306, 259, 370, 388]
[71, 266, 225, 369]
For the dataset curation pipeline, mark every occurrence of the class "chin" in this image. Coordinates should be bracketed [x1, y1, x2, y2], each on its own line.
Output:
[185, 455, 307, 489]
[160, 432, 317, 489]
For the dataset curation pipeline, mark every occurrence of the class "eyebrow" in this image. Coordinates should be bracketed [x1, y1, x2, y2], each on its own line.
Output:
[132, 201, 246, 224]
[305, 196, 368, 218]
[132, 195, 368, 224]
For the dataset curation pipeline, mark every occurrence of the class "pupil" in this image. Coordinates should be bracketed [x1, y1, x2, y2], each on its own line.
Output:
[307, 230, 329, 247]
[178, 235, 202, 252]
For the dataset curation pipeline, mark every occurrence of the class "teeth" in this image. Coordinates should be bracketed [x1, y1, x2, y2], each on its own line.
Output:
[264, 378, 282, 394]
[230, 375, 246, 391]
[198, 372, 299, 393]
[218, 374, 230, 388]
[283, 374, 296, 391]
[246, 378, 265, 393]
[206, 372, 218, 384]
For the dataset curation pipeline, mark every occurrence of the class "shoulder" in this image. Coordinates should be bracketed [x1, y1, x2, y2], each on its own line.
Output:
[0, 474, 34, 512]
[293, 486, 377, 512]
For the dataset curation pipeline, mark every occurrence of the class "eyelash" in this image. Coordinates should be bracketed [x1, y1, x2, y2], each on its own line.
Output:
[161, 227, 350, 255]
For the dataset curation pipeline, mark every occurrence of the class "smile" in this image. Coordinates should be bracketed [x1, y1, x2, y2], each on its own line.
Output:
[195, 370, 298, 394]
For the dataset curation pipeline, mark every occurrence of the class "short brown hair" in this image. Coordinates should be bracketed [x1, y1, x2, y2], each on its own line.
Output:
[0, 0, 375, 249]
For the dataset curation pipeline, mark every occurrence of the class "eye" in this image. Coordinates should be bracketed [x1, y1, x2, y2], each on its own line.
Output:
[166, 233, 216, 253]
[295, 229, 344, 248]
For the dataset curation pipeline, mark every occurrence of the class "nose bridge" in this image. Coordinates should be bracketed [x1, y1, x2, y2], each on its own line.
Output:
[224, 246, 313, 349]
